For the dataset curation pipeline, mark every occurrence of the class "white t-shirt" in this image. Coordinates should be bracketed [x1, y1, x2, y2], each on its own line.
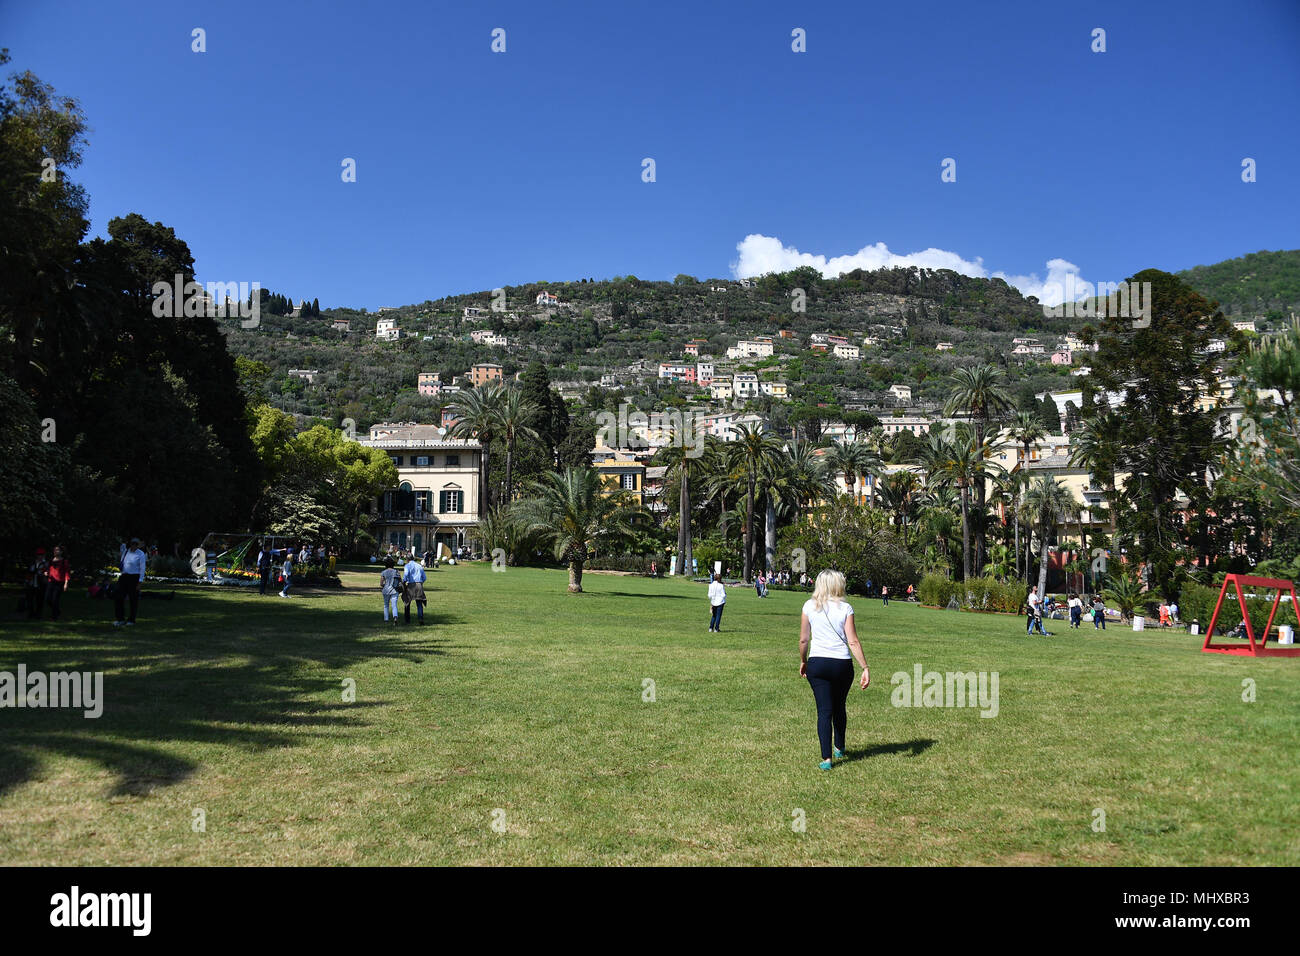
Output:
[708, 581, 726, 606]
[803, 598, 854, 660]
[1028, 592, 1042, 612]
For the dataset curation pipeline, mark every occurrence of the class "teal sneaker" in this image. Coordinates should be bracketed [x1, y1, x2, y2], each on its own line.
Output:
[819, 759, 832, 771]
[832, 748, 846, 760]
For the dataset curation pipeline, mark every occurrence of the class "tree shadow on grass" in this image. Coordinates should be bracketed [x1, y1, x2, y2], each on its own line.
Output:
[842, 739, 936, 763]
[600, 591, 694, 600]
[0, 584, 459, 799]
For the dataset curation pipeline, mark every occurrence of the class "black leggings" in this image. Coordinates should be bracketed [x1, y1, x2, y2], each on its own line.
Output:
[806, 657, 854, 760]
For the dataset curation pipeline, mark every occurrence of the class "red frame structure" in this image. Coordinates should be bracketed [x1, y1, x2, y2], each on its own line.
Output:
[1202, 574, 1300, 658]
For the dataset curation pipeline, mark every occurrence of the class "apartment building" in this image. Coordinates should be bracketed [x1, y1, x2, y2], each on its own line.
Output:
[469, 363, 504, 387]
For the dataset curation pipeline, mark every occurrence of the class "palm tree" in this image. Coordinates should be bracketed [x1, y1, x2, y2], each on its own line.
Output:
[944, 364, 1013, 573]
[1069, 410, 1122, 539]
[759, 440, 833, 573]
[877, 470, 921, 539]
[1023, 475, 1081, 598]
[1010, 411, 1047, 471]
[493, 384, 541, 506]
[985, 543, 1015, 582]
[823, 439, 882, 504]
[512, 467, 638, 592]
[733, 424, 785, 581]
[662, 426, 713, 576]
[1104, 566, 1145, 622]
[917, 424, 1003, 581]
[447, 383, 504, 512]
[1001, 470, 1033, 582]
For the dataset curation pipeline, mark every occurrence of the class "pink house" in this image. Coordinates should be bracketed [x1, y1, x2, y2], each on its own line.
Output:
[1051, 350, 1073, 366]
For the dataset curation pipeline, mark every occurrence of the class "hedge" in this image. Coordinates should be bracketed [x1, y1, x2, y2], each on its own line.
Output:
[918, 574, 1026, 614]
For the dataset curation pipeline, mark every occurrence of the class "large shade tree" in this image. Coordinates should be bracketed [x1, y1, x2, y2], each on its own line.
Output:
[1083, 269, 1233, 595]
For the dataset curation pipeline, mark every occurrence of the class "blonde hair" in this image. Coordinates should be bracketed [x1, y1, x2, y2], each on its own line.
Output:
[811, 570, 847, 611]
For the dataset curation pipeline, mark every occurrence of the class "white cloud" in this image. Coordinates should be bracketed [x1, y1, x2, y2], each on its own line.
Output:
[730, 234, 1093, 307]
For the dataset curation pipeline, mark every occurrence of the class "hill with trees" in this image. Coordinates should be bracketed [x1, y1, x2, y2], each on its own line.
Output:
[1177, 249, 1300, 320]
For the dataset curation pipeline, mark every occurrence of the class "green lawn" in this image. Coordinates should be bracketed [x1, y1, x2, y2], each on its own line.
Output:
[1, 563, 1297, 865]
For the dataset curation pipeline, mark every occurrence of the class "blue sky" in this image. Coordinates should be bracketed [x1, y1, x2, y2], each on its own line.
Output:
[5, 0, 1298, 309]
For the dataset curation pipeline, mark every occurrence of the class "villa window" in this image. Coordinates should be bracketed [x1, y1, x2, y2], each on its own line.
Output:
[415, 455, 430, 466]
[440, 490, 463, 513]
[622, 474, 636, 490]
[391, 456, 404, 466]
[445, 454, 460, 467]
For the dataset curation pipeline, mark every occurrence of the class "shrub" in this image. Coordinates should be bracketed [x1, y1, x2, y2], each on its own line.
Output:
[954, 577, 1027, 613]
[777, 498, 918, 598]
[1179, 579, 1298, 636]
[586, 553, 657, 574]
[147, 555, 194, 578]
[918, 573, 953, 607]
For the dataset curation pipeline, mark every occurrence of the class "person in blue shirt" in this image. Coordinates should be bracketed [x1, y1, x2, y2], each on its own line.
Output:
[115, 538, 147, 626]
[402, 555, 428, 625]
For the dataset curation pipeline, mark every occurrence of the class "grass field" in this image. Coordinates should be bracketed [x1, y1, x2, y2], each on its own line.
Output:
[1, 562, 1297, 866]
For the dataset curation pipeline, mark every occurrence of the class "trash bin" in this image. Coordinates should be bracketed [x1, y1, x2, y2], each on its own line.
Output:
[1133, 615, 1145, 631]
[1280, 626, 1295, 645]
[1190, 621, 1199, 636]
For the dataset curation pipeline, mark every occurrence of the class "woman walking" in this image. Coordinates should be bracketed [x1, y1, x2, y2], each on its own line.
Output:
[278, 550, 294, 598]
[707, 572, 726, 632]
[1091, 594, 1107, 630]
[380, 556, 401, 624]
[799, 570, 870, 771]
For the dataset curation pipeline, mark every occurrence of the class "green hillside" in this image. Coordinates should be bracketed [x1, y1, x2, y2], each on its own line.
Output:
[218, 250, 1291, 433]
[1178, 249, 1300, 318]
[222, 267, 1094, 429]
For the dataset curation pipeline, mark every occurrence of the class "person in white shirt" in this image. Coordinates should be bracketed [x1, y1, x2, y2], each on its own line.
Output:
[1170, 601, 1179, 626]
[1026, 585, 1048, 635]
[114, 537, 147, 626]
[799, 570, 870, 770]
[707, 573, 727, 632]
[1068, 593, 1083, 629]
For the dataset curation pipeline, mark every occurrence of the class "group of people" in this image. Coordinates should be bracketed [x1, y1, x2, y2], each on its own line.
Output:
[1156, 600, 1181, 628]
[1025, 586, 1109, 635]
[378, 555, 429, 624]
[22, 545, 72, 621]
[251, 542, 340, 597]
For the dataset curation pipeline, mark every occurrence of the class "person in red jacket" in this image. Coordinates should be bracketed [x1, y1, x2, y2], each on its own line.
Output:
[45, 545, 71, 620]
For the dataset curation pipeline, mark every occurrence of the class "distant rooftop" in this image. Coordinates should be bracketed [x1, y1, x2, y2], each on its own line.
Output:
[361, 422, 481, 448]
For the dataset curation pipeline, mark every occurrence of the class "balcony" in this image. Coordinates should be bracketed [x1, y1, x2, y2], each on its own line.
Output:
[375, 509, 476, 524]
